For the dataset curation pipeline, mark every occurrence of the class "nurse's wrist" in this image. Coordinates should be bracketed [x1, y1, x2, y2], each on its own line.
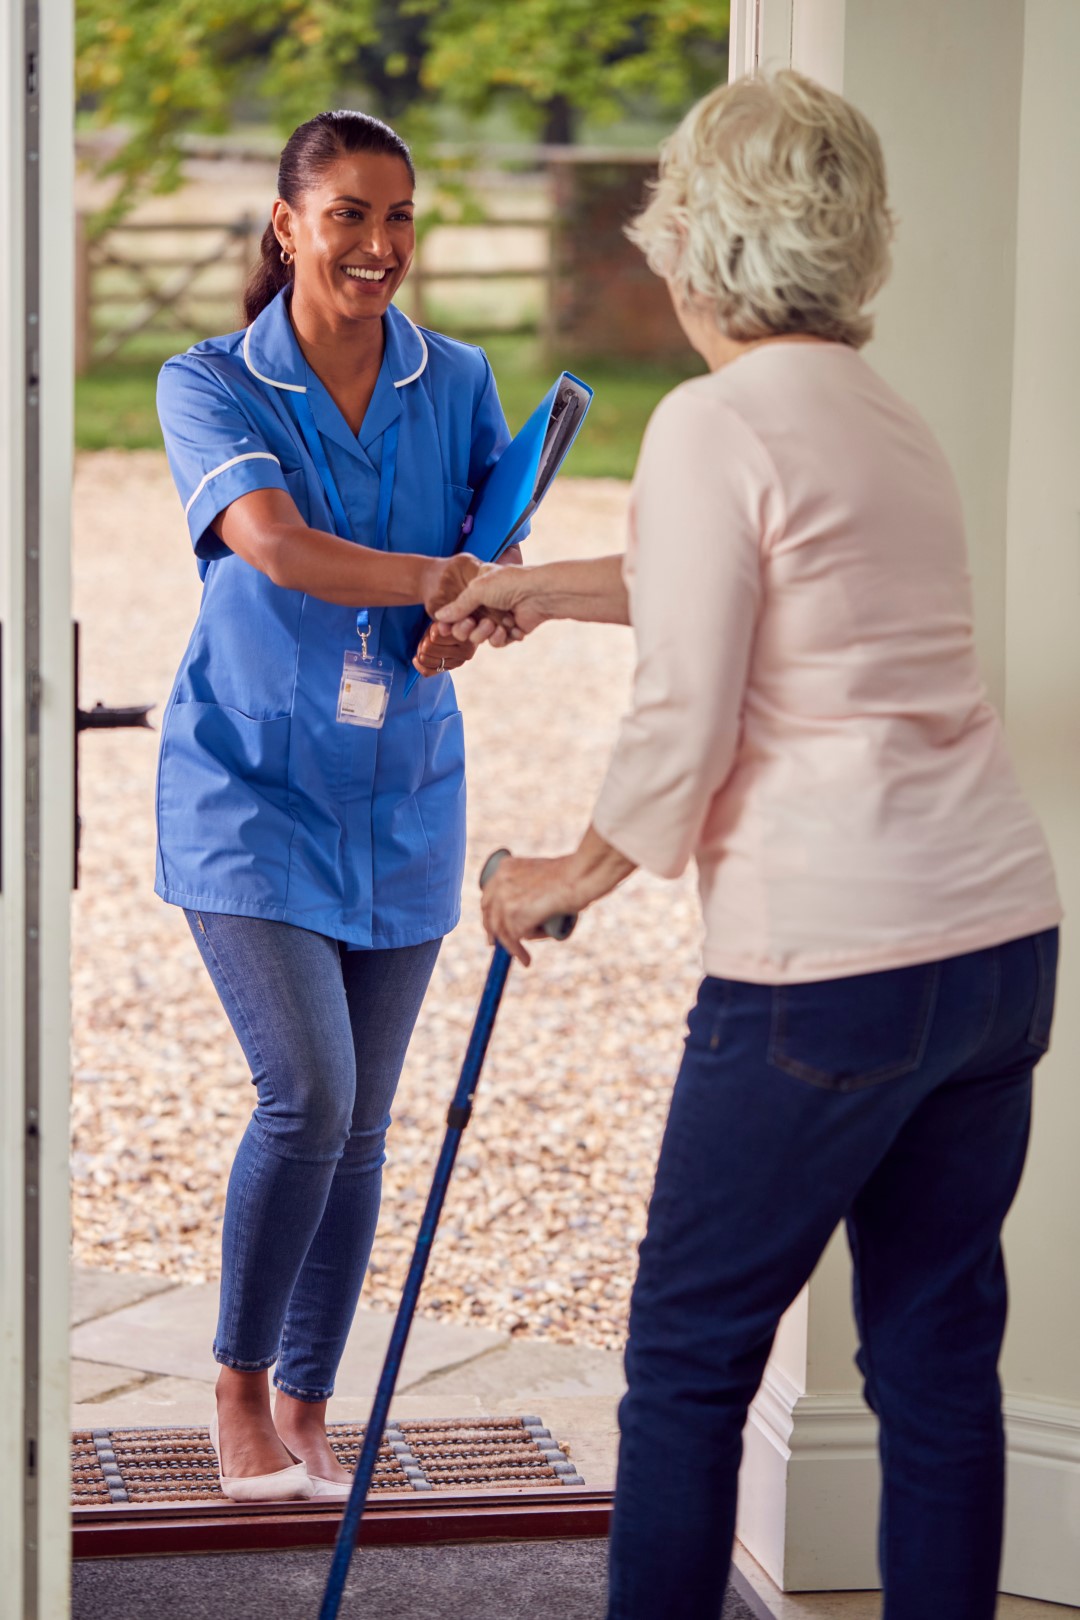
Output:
[411, 555, 445, 607]
[419, 553, 483, 616]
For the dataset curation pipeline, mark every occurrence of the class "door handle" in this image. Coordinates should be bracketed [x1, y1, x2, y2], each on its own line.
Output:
[77, 701, 155, 732]
[73, 621, 155, 888]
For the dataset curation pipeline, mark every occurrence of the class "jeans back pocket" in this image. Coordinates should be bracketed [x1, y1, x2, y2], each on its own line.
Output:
[768, 960, 941, 1092]
[1026, 929, 1059, 1054]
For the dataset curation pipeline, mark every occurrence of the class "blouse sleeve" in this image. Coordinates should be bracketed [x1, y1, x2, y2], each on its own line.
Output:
[157, 354, 291, 563]
[591, 382, 783, 878]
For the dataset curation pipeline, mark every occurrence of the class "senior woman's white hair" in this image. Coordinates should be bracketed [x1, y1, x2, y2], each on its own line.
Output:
[629, 70, 896, 349]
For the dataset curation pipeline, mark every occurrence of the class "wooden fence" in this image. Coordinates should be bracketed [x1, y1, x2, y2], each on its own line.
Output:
[75, 211, 553, 372]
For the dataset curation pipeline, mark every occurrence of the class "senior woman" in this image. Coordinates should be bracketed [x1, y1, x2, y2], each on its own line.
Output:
[436, 72, 1061, 1620]
[155, 109, 512, 1500]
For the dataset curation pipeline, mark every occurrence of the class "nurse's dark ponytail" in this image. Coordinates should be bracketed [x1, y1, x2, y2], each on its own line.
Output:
[243, 111, 415, 325]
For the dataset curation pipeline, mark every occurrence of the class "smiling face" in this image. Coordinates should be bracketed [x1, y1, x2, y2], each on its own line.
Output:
[272, 150, 416, 327]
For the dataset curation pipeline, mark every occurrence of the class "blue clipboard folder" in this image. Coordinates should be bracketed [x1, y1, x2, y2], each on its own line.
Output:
[462, 370, 594, 563]
[405, 371, 593, 688]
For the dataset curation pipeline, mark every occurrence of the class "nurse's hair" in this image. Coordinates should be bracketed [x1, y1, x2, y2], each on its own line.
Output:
[244, 110, 415, 324]
[627, 71, 895, 348]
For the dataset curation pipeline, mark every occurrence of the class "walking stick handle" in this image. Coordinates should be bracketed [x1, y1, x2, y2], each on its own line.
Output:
[479, 848, 578, 941]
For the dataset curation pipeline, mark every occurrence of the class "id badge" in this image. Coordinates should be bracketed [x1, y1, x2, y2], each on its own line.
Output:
[337, 649, 393, 729]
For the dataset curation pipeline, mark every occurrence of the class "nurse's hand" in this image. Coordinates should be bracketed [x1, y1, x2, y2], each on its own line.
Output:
[422, 553, 485, 617]
[417, 554, 521, 674]
[413, 621, 477, 677]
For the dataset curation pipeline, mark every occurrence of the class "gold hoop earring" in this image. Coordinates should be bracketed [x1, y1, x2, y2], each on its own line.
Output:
[280, 248, 294, 266]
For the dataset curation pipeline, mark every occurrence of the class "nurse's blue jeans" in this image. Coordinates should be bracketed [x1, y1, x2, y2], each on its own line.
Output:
[185, 910, 441, 1401]
[606, 930, 1058, 1620]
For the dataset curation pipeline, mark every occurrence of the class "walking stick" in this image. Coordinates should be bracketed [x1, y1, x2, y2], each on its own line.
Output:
[318, 850, 576, 1620]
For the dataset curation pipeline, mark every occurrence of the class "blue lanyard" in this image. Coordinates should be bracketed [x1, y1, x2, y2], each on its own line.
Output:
[288, 390, 400, 650]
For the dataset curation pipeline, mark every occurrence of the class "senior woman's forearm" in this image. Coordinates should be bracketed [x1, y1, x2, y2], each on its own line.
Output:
[565, 824, 637, 904]
[528, 556, 630, 625]
[437, 553, 629, 635]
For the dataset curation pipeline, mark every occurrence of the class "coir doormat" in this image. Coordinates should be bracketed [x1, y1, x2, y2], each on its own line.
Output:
[72, 1416, 585, 1506]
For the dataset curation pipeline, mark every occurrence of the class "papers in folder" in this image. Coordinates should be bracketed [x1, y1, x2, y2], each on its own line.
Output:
[404, 371, 593, 687]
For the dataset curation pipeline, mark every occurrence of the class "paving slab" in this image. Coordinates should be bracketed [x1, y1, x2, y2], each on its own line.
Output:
[73, 1376, 204, 1429]
[71, 1281, 510, 1395]
[408, 1337, 626, 1403]
[69, 1279, 620, 1487]
[72, 1380, 491, 1432]
[70, 1360, 156, 1404]
[70, 1266, 179, 1327]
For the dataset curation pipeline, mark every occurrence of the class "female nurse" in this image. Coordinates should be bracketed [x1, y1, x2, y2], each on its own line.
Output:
[155, 109, 515, 1501]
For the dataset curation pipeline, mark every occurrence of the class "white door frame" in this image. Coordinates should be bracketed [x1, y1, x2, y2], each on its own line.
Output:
[1, 0, 74, 1615]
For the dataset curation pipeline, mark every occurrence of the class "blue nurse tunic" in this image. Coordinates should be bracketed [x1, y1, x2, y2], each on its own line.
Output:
[154, 289, 513, 948]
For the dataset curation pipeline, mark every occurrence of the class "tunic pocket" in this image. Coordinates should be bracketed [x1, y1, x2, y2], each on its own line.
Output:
[170, 700, 293, 792]
[158, 701, 295, 901]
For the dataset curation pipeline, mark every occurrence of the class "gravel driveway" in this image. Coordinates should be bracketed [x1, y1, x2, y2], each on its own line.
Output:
[72, 453, 702, 1351]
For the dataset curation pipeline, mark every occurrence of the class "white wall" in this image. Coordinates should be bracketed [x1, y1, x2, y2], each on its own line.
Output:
[1001, 0, 1080, 1404]
[737, 0, 1080, 1602]
[848, 0, 1026, 710]
[775, 0, 1031, 1406]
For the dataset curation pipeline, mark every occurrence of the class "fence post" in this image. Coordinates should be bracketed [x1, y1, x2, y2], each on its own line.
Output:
[411, 236, 427, 330]
[74, 211, 91, 375]
[237, 212, 258, 323]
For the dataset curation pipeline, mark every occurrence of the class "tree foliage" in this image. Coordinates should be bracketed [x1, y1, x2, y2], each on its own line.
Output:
[76, 0, 729, 216]
[417, 0, 727, 132]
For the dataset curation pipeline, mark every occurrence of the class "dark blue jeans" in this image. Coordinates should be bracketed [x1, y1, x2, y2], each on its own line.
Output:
[186, 910, 441, 1400]
[607, 930, 1058, 1620]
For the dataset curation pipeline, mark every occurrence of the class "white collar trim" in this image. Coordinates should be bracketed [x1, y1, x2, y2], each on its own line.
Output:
[243, 305, 428, 392]
[394, 312, 429, 388]
[242, 323, 307, 393]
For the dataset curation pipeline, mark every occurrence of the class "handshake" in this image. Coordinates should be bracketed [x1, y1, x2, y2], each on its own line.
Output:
[412, 553, 544, 678]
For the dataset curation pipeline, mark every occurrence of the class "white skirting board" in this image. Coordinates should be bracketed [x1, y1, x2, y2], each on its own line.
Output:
[735, 1365, 1080, 1605]
[1001, 1396, 1080, 1606]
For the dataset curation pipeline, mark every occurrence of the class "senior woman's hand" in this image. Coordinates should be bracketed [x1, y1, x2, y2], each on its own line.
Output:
[438, 555, 631, 644]
[482, 827, 637, 966]
[413, 552, 499, 676]
[438, 562, 548, 645]
[414, 551, 528, 675]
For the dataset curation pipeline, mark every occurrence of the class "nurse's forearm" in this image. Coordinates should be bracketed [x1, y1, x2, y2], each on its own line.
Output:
[261, 521, 444, 607]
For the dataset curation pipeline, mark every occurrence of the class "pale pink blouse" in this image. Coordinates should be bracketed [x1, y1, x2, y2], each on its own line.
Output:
[592, 343, 1061, 985]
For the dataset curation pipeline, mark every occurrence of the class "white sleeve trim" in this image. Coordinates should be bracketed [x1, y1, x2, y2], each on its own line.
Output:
[184, 451, 282, 517]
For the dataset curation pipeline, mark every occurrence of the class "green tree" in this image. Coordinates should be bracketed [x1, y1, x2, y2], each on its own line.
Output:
[417, 0, 727, 144]
[76, 0, 728, 217]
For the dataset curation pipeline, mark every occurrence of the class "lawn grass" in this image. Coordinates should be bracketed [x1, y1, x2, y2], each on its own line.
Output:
[75, 332, 700, 479]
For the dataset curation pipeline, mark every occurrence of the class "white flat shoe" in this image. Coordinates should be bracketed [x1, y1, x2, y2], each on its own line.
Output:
[208, 1414, 315, 1503]
[307, 1474, 353, 1498]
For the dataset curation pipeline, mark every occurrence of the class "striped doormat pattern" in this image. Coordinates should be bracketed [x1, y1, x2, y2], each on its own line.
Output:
[72, 1416, 585, 1506]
